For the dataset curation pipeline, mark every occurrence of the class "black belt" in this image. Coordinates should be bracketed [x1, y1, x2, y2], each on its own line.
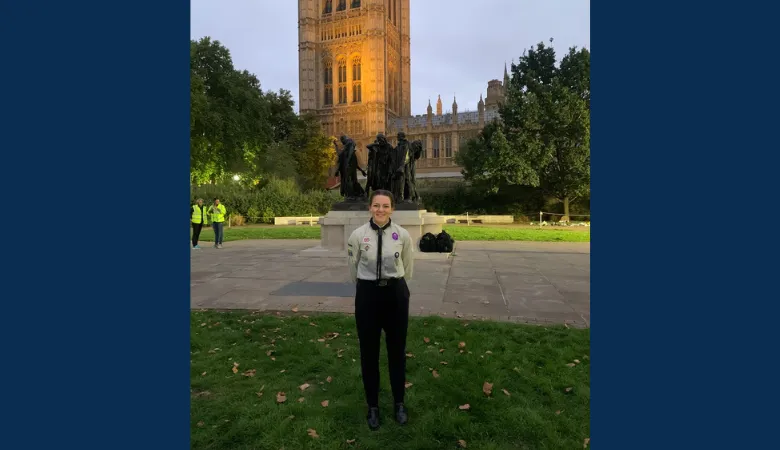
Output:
[358, 278, 400, 287]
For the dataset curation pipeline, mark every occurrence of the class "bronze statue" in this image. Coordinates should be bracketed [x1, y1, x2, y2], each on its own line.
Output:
[391, 132, 411, 203]
[404, 140, 423, 202]
[365, 133, 394, 195]
[334, 135, 365, 201]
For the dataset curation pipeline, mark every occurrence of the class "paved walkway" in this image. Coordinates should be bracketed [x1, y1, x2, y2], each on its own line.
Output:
[191, 240, 590, 327]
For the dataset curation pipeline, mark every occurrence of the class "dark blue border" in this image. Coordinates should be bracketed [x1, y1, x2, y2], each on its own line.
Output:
[2, 1, 190, 447]
[594, 0, 779, 448]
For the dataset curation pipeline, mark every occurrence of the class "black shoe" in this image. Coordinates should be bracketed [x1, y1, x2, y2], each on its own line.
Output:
[366, 406, 380, 430]
[394, 402, 408, 425]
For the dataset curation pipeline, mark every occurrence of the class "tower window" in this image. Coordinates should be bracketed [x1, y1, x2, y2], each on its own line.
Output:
[351, 0, 361, 8]
[323, 61, 333, 106]
[352, 57, 361, 103]
[433, 135, 440, 158]
[445, 134, 452, 158]
[337, 0, 346, 12]
[323, 0, 332, 14]
[337, 59, 347, 104]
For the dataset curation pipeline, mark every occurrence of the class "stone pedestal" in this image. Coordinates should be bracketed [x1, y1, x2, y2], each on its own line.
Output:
[300, 207, 450, 259]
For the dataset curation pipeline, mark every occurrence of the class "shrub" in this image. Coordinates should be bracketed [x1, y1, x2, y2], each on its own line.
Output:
[191, 177, 342, 221]
[229, 214, 246, 227]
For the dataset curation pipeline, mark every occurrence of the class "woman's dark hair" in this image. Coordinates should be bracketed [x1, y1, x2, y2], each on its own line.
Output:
[369, 189, 394, 208]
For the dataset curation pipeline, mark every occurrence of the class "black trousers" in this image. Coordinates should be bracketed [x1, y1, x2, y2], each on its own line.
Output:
[191, 223, 203, 246]
[355, 278, 410, 407]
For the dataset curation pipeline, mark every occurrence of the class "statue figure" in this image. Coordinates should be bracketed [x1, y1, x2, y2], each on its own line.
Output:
[404, 140, 423, 202]
[391, 132, 411, 203]
[365, 133, 394, 195]
[334, 135, 365, 201]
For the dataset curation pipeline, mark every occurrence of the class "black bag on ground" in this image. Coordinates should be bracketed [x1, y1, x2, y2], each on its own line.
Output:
[435, 230, 455, 253]
[419, 232, 437, 252]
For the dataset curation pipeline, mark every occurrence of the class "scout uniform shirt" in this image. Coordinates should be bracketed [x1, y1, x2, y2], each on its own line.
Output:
[347, 220, 414, 284]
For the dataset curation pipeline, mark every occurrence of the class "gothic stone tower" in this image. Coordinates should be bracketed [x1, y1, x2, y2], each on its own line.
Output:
[298, 0, 411, 163]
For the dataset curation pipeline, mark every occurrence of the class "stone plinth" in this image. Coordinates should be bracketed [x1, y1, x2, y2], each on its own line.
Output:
[300, 208, 450, 259]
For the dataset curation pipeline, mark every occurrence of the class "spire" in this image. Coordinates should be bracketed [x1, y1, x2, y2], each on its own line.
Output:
[503, 61, 510, 86]
[452, 95, 458, 114]
[436, 94, 442, 116]
[427, 98, 433, 114]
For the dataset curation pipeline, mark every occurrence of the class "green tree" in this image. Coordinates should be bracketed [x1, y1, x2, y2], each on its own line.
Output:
[288, 113, 337, 191]
[460, 40, 590, 218]
[190, 37, 273, 183]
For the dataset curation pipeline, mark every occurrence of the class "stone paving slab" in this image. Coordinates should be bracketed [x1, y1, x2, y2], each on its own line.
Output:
[190, 239, 590, 327]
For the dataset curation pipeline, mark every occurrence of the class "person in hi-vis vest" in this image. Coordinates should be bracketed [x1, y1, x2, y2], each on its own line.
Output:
[209, 198, 227, 249]
[190, 198, 209, 249]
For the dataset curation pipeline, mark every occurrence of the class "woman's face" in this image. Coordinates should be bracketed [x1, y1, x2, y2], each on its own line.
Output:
[369, 195, 393, 224]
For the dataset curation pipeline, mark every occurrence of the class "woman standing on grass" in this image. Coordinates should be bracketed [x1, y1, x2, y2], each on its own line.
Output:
[347, 189, 414, 430]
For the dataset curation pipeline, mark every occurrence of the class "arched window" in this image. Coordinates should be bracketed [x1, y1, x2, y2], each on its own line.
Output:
[337, 59, 347, 104]
[337, 0, 346, 12]
[323, 0, 332, 15]
[323, 61, 333, 106]
[351, 0, 361, 8]
[352, 57, 362, 103]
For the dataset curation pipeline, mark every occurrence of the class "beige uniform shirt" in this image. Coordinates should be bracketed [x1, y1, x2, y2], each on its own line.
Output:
[348, 221, 414, 283]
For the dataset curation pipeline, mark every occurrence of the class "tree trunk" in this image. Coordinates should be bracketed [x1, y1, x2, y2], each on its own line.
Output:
[563, 196, 570, 222]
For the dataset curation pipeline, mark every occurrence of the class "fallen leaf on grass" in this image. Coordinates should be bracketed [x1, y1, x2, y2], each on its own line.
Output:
[200, 323, 206, 327]
[201, 371, 207, 376]
[231, 363, 239, 374]
[280, 369, 286, 373]
[196, 421, 204, 427]
[423, 337, 430, 343]
[406, 352, 414, 358]
[485, 351, 492, 354]
[555, 410, 563, 415]
[299, 383, 310, 391]
[346, 439, 356, 444]
[573, 359, 581, 364]
[404, 381, 413, 389]
[256, 392, 263, 397]
[317, 338, 326, 342]
[583, 437, 590, 447]
[242, 369, 256, 377]
[432, 370, 440, 378]
[440, 361, 448, 365]
[458, 439, 467, 448]
[483, 381, 493, 396]
[326, 376, 333, 383]
[458, 404, 470, 410]
[266, 350, 274, 356]
[566, 363, 576, 367]
[456, 314, 464, 318]
[458, 342, 466, 349]
[321, 400, 329, 407]
[309, 322, 317, 327]
[291, 306, 299, 312]
[298, 397, 305, 403]
[276, 392, 286, 403]
[439, 348, 445, 353]
[270, 357, 276, 361]
[307, 428, 319, 438]
[565, 387, 573, 393]
[326, 332, 340, 340]
[244, 329, 251, 335]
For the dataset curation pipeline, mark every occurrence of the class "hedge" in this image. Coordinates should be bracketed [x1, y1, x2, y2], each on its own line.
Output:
[191, 178, 342, 223]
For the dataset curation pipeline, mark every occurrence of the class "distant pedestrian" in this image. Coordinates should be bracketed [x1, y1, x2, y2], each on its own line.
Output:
[190, 198, 208, 249]
[209, 198, 227, 249]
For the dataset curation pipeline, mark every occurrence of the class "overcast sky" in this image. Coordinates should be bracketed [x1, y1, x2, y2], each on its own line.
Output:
[191, 0, 590, 114]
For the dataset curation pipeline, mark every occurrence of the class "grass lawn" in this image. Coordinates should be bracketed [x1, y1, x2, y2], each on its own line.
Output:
[194, 224, 589, 243]
[191, 311, 590, 449]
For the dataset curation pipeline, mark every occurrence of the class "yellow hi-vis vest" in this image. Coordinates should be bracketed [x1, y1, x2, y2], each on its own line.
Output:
[191, 205, 206, 224]
[210, 204, 226, 223]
